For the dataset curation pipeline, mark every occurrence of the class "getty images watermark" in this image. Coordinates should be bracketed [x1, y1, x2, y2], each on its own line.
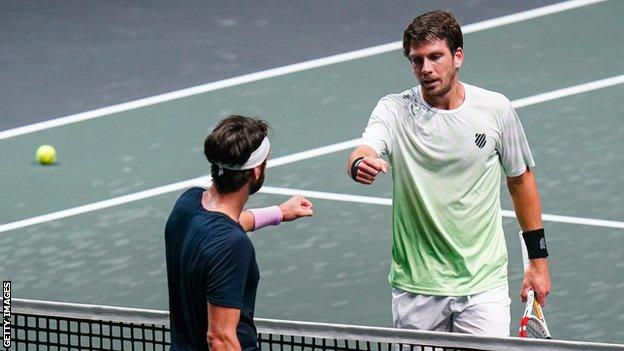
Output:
[2, 281, 10, 349]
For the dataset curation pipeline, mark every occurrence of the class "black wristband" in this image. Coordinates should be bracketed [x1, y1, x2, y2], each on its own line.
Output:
[350, 157, 365, 181]
[522, 228, 549, 259]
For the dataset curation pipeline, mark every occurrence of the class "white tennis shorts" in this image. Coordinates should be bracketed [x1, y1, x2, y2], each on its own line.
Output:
[392, 284, 511, 336]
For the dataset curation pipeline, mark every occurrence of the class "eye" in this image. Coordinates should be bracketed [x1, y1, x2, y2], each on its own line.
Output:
[410, 57, 423, 65]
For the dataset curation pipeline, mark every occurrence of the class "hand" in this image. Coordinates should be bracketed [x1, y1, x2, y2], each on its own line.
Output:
[354, 157, 389, 185]
[520, 258, 551, 306]
[279, 195, 314, 222]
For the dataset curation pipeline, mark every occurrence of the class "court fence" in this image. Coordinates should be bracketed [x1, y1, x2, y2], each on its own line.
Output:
[8, 298, 624, 351]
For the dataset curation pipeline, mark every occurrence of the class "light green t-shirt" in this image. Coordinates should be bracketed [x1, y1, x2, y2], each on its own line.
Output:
[361, 83, 535, 296]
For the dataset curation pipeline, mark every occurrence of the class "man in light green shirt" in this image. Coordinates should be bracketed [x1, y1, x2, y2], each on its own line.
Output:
[347, 10, 551, 336]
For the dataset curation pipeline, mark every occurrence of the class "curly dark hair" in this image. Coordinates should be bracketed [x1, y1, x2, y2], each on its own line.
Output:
[203, 115, 270, 194]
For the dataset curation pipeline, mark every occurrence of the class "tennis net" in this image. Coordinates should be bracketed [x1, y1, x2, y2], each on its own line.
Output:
[8, 298, 624, 351]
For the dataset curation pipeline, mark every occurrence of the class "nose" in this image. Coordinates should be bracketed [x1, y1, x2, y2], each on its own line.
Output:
[421, 58, 433, 75]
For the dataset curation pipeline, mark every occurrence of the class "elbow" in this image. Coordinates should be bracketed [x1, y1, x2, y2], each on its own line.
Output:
[507, 173, 527, 193]
[507, 178, 521, 193]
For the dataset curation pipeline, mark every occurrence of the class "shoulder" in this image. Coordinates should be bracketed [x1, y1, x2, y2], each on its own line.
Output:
[372, 89, 414, 120]
[179, 214, 251, 261]
[173, 187, 204, 208]
[166, 187, 202, 225]
[377, 89, 414, 108]
[200, 215, 248, 244]
[208, 223, 254, 257]
[181, 186, 205, 200]
[465, 83, 511, 112]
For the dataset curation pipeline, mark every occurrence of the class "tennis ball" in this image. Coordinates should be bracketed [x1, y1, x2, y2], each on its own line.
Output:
[36, 145, 57, 165]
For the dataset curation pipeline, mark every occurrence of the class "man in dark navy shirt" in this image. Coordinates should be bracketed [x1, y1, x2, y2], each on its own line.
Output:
[165, 115, 314, 351]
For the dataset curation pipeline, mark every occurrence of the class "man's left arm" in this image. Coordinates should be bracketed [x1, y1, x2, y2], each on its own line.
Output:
[507, 167, 552, 306]
[239, 195, 314, 232]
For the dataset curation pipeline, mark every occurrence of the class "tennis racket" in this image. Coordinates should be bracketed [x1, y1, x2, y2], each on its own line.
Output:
[518, 231, 552, 339]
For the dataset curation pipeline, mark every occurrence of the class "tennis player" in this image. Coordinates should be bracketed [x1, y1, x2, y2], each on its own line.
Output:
[347, 11, 550, 336]
[165, 115, 314, 351]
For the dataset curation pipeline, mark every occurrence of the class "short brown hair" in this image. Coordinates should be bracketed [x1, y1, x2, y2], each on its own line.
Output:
[402, 10, 463, 57]
[204, 115, 270, 194]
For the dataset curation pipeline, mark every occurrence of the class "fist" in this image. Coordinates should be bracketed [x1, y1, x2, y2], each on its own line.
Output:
[353, 157, 389, 185]
[279, 195, 314, 222]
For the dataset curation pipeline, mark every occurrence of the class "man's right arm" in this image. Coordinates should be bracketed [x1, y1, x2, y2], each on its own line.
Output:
[347, 145, 388, 185]
[207, 304, 241, 351]
[239, 195, 314, 232]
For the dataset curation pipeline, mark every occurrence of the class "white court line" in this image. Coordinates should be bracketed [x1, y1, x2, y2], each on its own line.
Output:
[513, 74, 624, 108]
[260, 187, 624, 230]
[0, 179, 207, 234]
[260, 187, 392, 206]
[0, 141, 359, 234]
[1, 74, 623, 234]
[267, 139, 362, 168]
[460, 0, 607, 34]
[0, 0, 607, 141]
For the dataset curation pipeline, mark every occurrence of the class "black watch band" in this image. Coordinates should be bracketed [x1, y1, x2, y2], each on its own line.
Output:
[350, 157, 365, 181]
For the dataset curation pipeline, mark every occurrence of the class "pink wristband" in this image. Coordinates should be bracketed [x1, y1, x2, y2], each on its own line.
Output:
[249, 206, 282, 230]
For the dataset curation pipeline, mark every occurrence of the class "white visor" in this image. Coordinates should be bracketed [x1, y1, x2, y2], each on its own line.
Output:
[214, 136, 270, 171]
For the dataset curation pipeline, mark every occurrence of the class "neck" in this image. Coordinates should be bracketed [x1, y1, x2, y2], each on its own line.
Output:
[423, 80, 465, 110]
[202, 185, 249, 222]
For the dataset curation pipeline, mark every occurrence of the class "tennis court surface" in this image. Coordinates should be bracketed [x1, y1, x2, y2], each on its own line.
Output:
[2, 0, 624, 348]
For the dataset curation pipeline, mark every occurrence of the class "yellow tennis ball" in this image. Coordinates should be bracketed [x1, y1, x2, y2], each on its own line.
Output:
[36, 145, 57, 165]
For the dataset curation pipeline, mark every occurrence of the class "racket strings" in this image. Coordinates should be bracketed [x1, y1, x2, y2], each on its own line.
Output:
[526, 318, 548, 338]
[524, 315, 551, 339]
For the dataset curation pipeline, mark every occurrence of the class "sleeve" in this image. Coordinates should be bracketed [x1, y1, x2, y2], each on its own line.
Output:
[361, 98, 397, 157]
[498, 103, 536, 177]
[205, 232, 254, 309]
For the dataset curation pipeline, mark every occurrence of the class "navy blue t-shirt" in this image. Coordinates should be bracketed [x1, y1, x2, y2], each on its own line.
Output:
[165, 187, 260, 351]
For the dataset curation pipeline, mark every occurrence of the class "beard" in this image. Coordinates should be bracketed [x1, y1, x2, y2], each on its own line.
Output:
[420, 66, 457, 98]
[249, 170, 265, 195]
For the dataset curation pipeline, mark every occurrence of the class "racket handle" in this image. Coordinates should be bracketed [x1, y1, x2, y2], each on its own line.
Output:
[518, 230, 530, 271]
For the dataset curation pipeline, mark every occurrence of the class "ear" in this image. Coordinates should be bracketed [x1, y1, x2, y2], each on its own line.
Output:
[453, 47, 464, 71]
[252, 165, 263, 180]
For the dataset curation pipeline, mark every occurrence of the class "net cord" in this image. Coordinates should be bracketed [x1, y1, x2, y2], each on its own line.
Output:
[11, 298, 624, 351]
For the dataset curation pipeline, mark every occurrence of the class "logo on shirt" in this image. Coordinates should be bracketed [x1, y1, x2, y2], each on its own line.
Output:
[475, 133, 487, 148]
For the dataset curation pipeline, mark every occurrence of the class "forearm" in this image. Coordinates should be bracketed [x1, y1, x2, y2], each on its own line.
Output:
[207, 330, 241, 351]
[239, 207, 283, 232]
[507, 168, 543, 231]
[508, 168, 550, 301]
[207, 304, 242, 351]
[239, 196, 313, 232]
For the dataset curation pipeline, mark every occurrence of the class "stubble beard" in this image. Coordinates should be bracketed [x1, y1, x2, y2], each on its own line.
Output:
[420, 66, 458, 100]
[249, 171, 265, 195]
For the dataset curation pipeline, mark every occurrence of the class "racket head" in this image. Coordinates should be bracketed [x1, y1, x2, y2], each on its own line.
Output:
[518, 290, 552, 338]
[519, 315, 551, 339]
